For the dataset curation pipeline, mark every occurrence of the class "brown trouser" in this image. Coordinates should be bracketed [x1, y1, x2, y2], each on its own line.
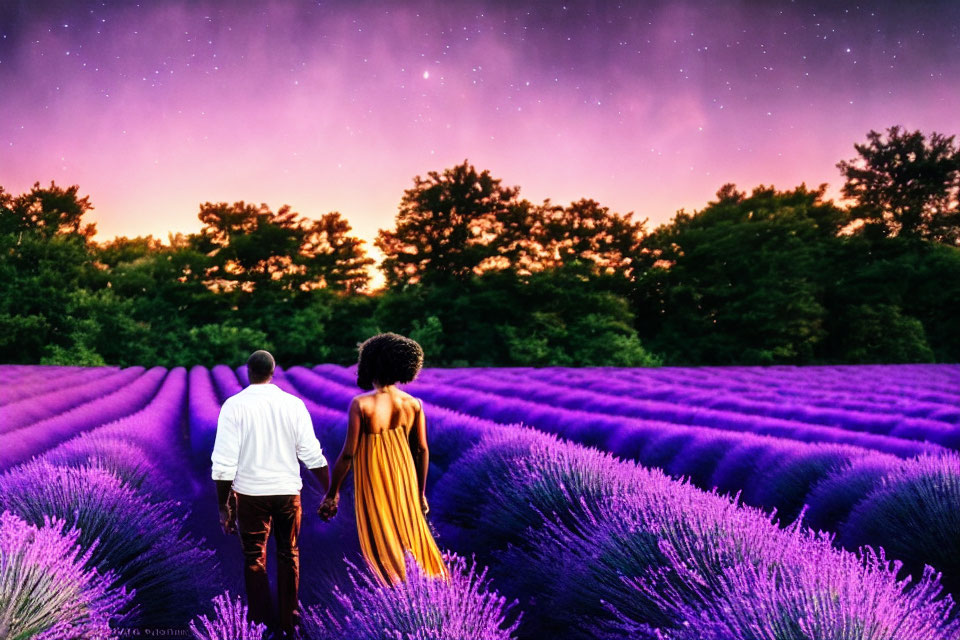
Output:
[234, 492, 302, 635]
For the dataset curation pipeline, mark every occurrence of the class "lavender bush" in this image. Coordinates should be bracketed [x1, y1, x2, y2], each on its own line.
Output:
[803, 456, 905, 532]
[0, 510, 133, 639]
[78, 367, 189, 473]
[189, 591, 267, 640]
[0, 366, 116, 406]
[0, 460, 219, 626]
[437, 429, 960, 640]
[627, 533, 959, 640]
[310, 364, 960, 599]
[188, 365, 221, 465]
[42, 433, 167, 496]
[841, 454, 960, 593]
[301, 551, 521, 640]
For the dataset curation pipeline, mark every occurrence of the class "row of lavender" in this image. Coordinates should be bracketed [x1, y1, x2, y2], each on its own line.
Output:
[424, 363, 960, 410]
[309, 363, 960, 596]
[263, 365, 960, 639]
[422, 364, 960, 448]
[4, 363, 960, 639]
[0, 366, 222, 637]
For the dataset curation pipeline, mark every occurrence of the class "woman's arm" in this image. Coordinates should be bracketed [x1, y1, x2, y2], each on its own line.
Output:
[409, 398, 430, 511]
[319, 397, 361, 519]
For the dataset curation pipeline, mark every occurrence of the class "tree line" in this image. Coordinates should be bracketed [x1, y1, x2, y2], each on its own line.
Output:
[1, 124, 958, 368]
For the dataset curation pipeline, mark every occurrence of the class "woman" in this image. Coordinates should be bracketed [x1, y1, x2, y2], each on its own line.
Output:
[317, 332, 448, 586]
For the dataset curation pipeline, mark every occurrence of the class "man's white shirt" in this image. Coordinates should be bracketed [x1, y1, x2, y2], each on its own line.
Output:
[211, 382, 327, 495]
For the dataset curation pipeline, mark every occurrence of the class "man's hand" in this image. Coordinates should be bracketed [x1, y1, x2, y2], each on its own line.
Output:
[420, 494, 430, 517]
[318, 494, 339, 521]
[215, 482, 237, 535]
[219, 503, 237, 535]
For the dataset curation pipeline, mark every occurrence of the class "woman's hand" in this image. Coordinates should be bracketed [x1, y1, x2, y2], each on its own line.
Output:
[318, 494, 339, 521]
[420, 494, 429, 517]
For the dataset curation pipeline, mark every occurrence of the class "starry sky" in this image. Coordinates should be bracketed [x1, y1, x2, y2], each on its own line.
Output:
[1, 0, 958, 280]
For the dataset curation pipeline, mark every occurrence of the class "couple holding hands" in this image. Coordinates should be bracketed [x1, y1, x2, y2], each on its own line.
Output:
[210, 333, 447, 639]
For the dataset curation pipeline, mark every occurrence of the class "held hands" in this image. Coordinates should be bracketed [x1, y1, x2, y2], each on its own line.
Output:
[318, 494, 339, 521]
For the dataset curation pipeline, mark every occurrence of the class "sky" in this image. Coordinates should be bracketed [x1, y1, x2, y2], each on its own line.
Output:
[1, 0, 958, 281]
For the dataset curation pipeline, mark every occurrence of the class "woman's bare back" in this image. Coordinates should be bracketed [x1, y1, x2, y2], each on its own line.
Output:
[356, 388, 422, 435]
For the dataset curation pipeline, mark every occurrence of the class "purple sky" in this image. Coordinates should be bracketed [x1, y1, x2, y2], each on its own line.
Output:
[1, 0, 957, 279]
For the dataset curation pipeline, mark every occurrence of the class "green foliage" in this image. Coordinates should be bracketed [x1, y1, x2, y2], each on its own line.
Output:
[166, 324, 273, 367]
[818, 235, 954, 363]
[192, 201, 373, 296]
[634, 184, 839, 365]
[0, 187, 100, 363]
[906, 242, 960, 361]
[837, 125, 960, 245]
[41, 342, 107, 367]
[57, 289, 156, 366]
[253, 292, 334, 365]
[409, 315, 445, 365]
[494, 265, 659, 367]
[3, 133, 960, 368]
[0, 313, 49, 361]
[375, 160, 533, 287]
[831, 304, 934, 364]
[0, 180, 97, 239]
[321, 293, 381, 364]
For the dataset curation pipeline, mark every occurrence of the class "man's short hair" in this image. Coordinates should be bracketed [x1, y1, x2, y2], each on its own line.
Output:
[247, 350, 276, 384]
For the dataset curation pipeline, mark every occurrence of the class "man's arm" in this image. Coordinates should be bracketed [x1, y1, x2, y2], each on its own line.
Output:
[211, 401, 240, 535]
[295, 401, 330, 494]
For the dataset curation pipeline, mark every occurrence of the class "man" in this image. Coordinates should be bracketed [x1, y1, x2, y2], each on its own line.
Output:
[211, 350, 329, 639]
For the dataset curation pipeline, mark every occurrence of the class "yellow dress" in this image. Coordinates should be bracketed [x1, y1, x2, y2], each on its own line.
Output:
[353, 408, 448, 586]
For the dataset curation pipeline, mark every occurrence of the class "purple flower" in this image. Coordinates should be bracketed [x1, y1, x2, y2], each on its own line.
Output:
[841, 454, 960, 593]
[189, 591, 268, 640]
[301, 551, 521, 640]
[0, 510, 132, 639]
[0, 366, 144, 435]
[0, 460, 219, 626]
[0, 367, 168, 468]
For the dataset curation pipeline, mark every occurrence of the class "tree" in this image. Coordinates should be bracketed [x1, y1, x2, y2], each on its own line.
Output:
[493, 264, 660, 367]
[532, 198, 645, 277]
[837, 126, 960, 245]
[0, 182, 99, 363]
[817, 234, 957, 363]
[301, 212, 375, 293]
[0, 181, 97, 240]
[165, 324, 274, 367]
[95, 235, 164, 268]
[375, 161, 535, 286]
[409, 315, 445, 365]
[829, 304, 934, 364]
[191, 201, 373, 296]
[633, 183, 844, 365]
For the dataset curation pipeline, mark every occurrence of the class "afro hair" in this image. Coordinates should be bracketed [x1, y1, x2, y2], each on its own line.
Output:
[357, 333, 424, 391]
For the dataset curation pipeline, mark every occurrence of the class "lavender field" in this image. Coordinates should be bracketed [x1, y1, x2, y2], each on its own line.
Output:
[2, 362, 960, 639]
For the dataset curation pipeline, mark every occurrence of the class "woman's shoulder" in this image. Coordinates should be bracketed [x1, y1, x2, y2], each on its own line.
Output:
[350, 389, 420, 409]
[394, 388, 422, 409]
